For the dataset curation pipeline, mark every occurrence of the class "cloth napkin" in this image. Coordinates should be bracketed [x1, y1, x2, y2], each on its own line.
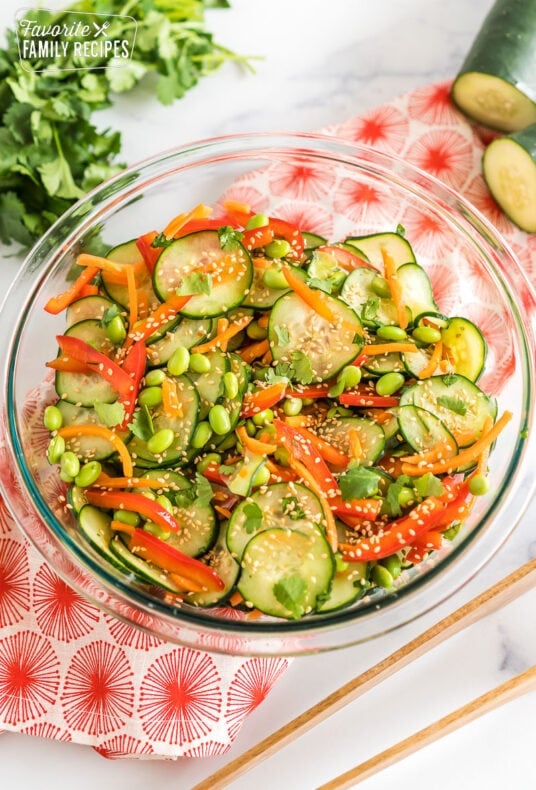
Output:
[0, 80, 534, 760]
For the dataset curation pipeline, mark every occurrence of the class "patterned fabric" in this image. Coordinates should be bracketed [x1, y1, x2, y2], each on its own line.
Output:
[0, 80, 534, 758]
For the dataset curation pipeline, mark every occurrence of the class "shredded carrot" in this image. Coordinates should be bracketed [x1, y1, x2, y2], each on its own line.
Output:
[125, 264, 138, 329]
[125, 293, 191, 347]
[400, 440, 457, 466]
[401, 411, 512, 476]
[94, 474, 179, 490]
[418, 340, 443, 379]
[162, 377, 183, 419]
[289, 457, 338, 552]
[282, 265, 362, 335]
[58, 425, 133, 477]
[110, 520, 135, 537]
[348, 428, 363, 463]
[46, 356, 89, 373]
[77, 253, 146, 281]
[236, 425, 277, 456]
[265, 459, 299, 483]
[163, 204, 212, 237]
[361, 342, 417, 355]
[136, 289, 149, 318]
[381, 247, 408, 329]
[290, 425, 349, 467]
[283, 415, 311, 428]
[473, 415, 494, 477]
[228, 590, 244, 607]
[261, 348, 273, 366]
[78, 284, 99, 298]
[257, 314, 270, 328]
[44, 265, 100, 314]
[194, 315, 253, 355]
[215, 505, 233, 520]
[168, 572, 205, 593]
[237, 338, 270, 363]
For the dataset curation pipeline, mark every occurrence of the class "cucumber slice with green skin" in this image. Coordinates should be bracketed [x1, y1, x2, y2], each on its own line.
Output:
[302, 231, 327, 250]
[227, 451, 267, 497]
[187, 522, 239, 607]
[402, 346, 435, 379]
[451, 0, 536, 132]
[55, 400, 130, 461]
[396, 263, 438, 324]
[78, 505, 131, 572]
[441, 317, 487, 382]
[317, 417, 385, 466]
[237, 527, 335, 619]
[269, 291, 363, 382]
[363, 351, 405, 376]
[146, 317, 213, 368]
[221, 352, 251, 431]
[399, 374, 497, 448]
[316, 563, 369, 613]
[105, 239, 160, 313]
[65, 295, 116, 328]
[55, 319, 117, 406]
[109, 535, 184, 593]
[241, 263, 289, 310]
[153, 231, 253, 318]
[306, 251, 346, 294]
[340, 267, 400, 327]
[227, 481, 324, 560]
[396, 404, 458, 457]
[483, 125, 536, 232]
[345, 232, 416, 270]
[189, 349, 229, 420]
[141, 470, 217, 558]
[128, 374, 199, 468]
[68, 484, 87, 514]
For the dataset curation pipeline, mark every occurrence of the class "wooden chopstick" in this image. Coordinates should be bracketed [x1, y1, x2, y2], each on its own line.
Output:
[193, 557, 536, 790]
[318, 662, 536, 789]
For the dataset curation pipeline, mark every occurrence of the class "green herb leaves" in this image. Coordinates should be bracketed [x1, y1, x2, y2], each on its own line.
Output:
[218, 225, 243, 251]
[437, 395, 468, 415]
[339, 465, 381, 501]
[273, 574, 308, 619]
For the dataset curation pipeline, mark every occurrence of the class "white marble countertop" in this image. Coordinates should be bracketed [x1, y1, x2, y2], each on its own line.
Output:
[1, 0, 536, 787]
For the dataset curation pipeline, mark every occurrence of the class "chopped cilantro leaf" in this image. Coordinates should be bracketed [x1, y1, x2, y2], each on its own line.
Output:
[93, 400, 125, 428]
[274, 325, 290, 345]
[128, 405, 154, 440]
[441, 374, 458, 387]
[151, 232, 175, 249]
[437, 395, 467, 415]
[273, 575, 308, 619]
[282, 496, 306, 520]
[100, 304, 123, 328]
[307, 276, 333, 294]
[362, 296, 380, 323]
[339, 465, 381, 501]
[289, 351, 314, 385]
[243, 502, 263, 534]
[218, 225, 244, 251]
[396, 223, 406, 237]
[178, 271, 212, 296]
[414, 473, 445, 498]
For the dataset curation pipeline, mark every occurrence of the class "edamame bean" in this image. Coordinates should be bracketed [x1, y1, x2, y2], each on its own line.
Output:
[339, 365, 362, 389]
[412, 326, 442, 344]
[262, 267, 288, 290]
[189, 353, 211, 374]
[145, 368, 167, 387]
[75, 460, 102, 487]
[245, 419, 257, 437]
[335, 553, 349, 573]
[208, 404, 231, 435]
[197, 453, 221, 473]
[167, 346, 190, 376]
[223, 371, 239, 399]
[397, 486, 415, 508]
[252, 465, 271, 487]
[60, 451, 80, 480]
[47, 435, 65, 464]
[192, 421, 213, 449]
[371, 275, 391, 298]
[113, 509, 140, 526]
[246, 321, 268, 340]
[377, 325, 407, 341]
[265, 239, 291, 259]
[274, 446, 290, 467]
[245, 213, 269, 229]
[327, 406, 353, 419]
[43, 405, 63, 432]
[468, 474, 490, 496]
[140, 490, 156, 501]
[283, 397, 302, 416]
[376, 371, 405, 397]
[302, 398, 314, 406]
[144, 521, 171, 540]
[381, 554, 402, 579]
[60, 470, 74, 484]
[147, 428, 174, 455]
[371, 563, 394, 589]
[156, 494, 174, 513]
[106, 315, 126, 345]
[215, 433, 237, 451]
[252, 408, 274, 426]
[138, 386, 163, 407]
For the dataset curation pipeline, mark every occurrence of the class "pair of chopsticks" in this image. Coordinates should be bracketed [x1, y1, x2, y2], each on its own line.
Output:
[194, 557, 536, 790]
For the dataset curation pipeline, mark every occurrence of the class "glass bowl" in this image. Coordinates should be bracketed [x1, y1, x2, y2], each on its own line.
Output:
[0, 132, 534, 656]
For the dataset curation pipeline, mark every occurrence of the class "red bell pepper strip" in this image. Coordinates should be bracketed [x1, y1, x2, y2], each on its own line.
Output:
[242, 225, 274, 251]
[85, 488, 182, 533]
[136, 231, 161, 274]
[330, 496, 383, 520]
[286, 424, 349, 467]
[241, 381, 287, 418]
[339, 390, 400, 408]
[317, 245, 377, 272]
[268, 217, 304, 259]
[201, 462, 232, 487]
[274, 420, 339, 495]
[56, 335, 135, 399]
[290, 384, 331, 399]
[46, 356, 91, 373]
[44, 265, 100, 314]
[123, 527, 224, 592]
[175, 217, 235, 236]
[119, 339, 146, 428]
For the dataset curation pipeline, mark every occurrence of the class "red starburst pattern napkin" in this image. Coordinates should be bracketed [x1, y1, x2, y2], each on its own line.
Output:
[0, 80, 534, 759]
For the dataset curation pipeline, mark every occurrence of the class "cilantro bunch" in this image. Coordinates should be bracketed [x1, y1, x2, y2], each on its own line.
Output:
[0, 0, 250, 248]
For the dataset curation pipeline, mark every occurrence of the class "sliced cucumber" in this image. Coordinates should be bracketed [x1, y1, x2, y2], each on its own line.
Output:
[269, 291, 363, 382]
[187, 523, 239, 607]
[306, 251, 346, 293]
[241, 262, 303, 310]
[78, 505, 130, 572]
[109, 535, 184, 593]
[400, 374, 497, 448]
[340, 267, 399, 327]
[153, 230, 253, 318]
[396, 405, 458, 457]
[402, 346, 436, 379]
[451, 0, 536, 132]
[66, 295, 116, 328]
[146, 317, 213, 367]
[482, 125, 536, 232]
[189, 349, 229, 419]
[317, 417, 385, 466]
[237, 527, 334, 619]
[227, 481, 324, 560]
[67, 484, 87, 514]
[302, 231, 327, 250]
[345, 232, 416, 269]
[441, 317, 487, 382]
[363, 351, 405, 376]
[396, 263, 438, 323]
[316, 561, 369, 613]
[105, 239, 160, 313]
[55, 319, 117, 407]
[55, 400, 129, 461]
[227, 451, 267, 497]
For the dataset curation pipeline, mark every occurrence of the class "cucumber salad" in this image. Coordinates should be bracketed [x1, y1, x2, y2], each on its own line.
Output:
[42, 202, 511, 621]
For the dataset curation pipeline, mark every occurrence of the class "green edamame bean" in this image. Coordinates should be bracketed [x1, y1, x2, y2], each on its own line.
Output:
[167, 346, 190, 377]
[246, 321, 268, 340]
[338, 365, 362, 390]
[59, 470, 74, 484]
[147, 428, 174, 455]
[381, 553, 402, 580]
[262, 267, 288, 290]
[468, 474, 490, 496]
[138, 386, 163, 407]
[191, 421, 213, 449]
[377, 325, 407, 341]
[197, 453, 221, 473]
[60, 451, 80, 480]
[371, 563, 394, 589]
[140, 490, 156, 501]
[376, 371, 405, 397]
[208, 404, 231, 435]
[335, 553, 349, 573]
[252, 408, 274, 426]
[412, 326, 442, 344]
[397, 486, 415, 508]
[106, 315, 126, 345]
[47, 435, 66, 464]
[302, 398, 314, 406]
[245, 419, 257, 437]
[145, 368, 167, 387]
[327, 406, 353, 419]
[144, 521, 171, 540]
[252, 464, 271, 487]
[43, 404, 63, 432]
[245, 213, 269, 229]
[156, 494, 174, 513]
[113, 509, 140, 527]
[274, 446, 290, 467]
[223, 371, 239, 399]
[75, 460, 102, 487]
[371, 275, 391, 298]
[283, 397, 302, 416]
[265, 239, 291, 259]
[189, 353, 211, 374]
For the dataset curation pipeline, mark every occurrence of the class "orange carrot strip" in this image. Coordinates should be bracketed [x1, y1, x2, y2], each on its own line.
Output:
[94, 474, 180, 490]
[163, 204, 212, 238]
[237, 338, 270, 363]
[215, 505, 233, 520]
[77, 253, 145, 280]
[282, 265, 338, 325]
[194, 315, 253, 355]
[167, 572, 205, 593]
[291, 425, 349, 467]
[46, 356, 90, 373]
[418, 341, 443, 380]
[283, 415, 311, 428]
[162, 377, 183, 419]
[289, 457, 338, 552]
[125, 293, 191, 347]
[257, 313, 270, 328]
[236, 425, 277, 456]
[400, 440, 457, 466]
[58, 425, 133, 477]
[401, 411, 512, 476]
[44, 265, 100, 314]
[361, 342, 417, 355]
[348, 428, 363, 463]
[381, 247, 408, 329]
[78, 284, 99, 297]
[126, 264, 138, 330]
[265, 459, 299, 483]
[228, 590, 244, 607]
